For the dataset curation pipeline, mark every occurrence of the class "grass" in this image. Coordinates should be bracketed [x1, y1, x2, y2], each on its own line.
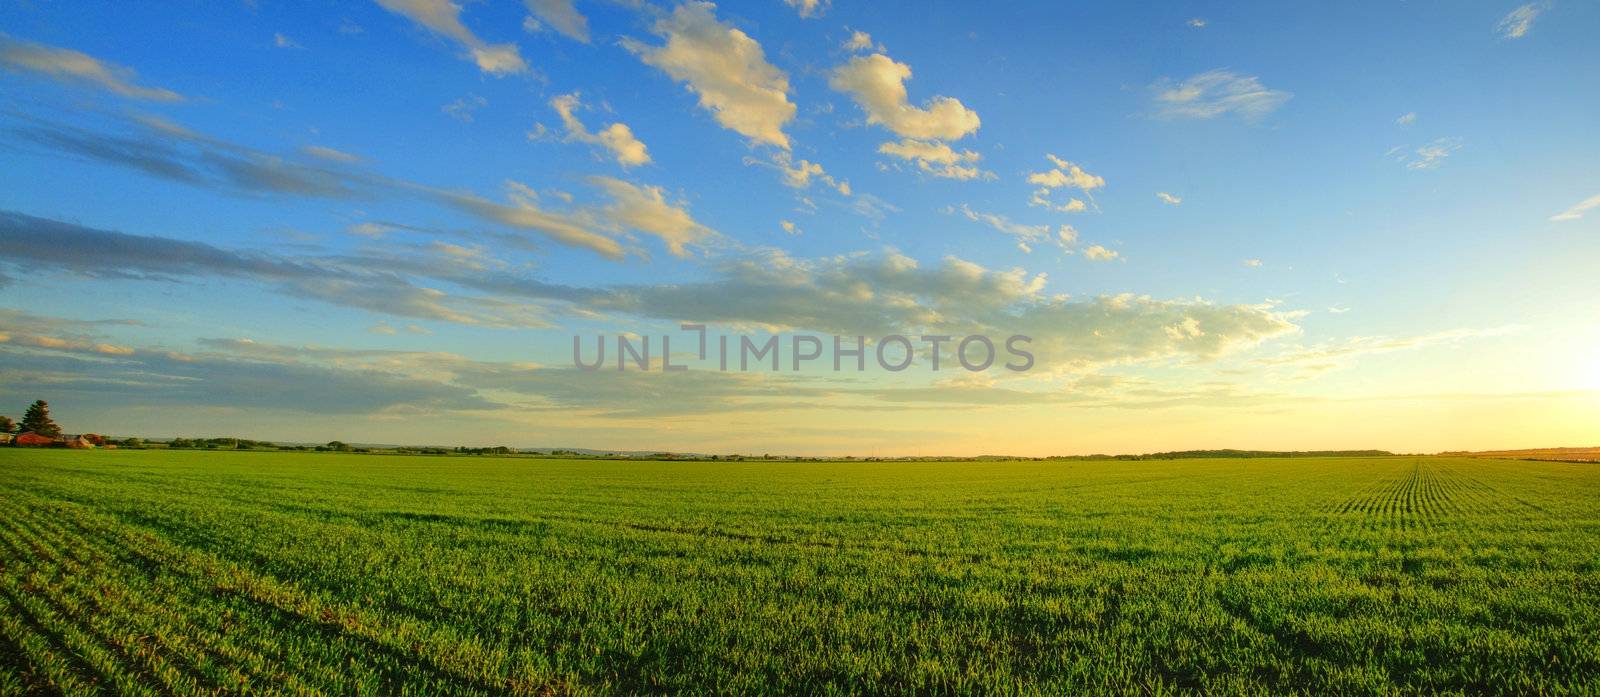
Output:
[1, 450, 1597, 695]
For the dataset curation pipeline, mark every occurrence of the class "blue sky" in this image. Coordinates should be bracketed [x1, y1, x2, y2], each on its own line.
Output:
[1, 1, 1596, 454]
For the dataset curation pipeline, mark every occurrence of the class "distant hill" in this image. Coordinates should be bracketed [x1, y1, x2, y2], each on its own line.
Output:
[1439, 447, 1600, 463]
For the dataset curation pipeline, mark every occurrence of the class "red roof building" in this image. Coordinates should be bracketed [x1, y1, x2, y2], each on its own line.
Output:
[14, 432, 55, 446]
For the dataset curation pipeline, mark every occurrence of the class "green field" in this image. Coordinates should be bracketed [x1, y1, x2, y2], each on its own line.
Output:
[1, 450, 1597, 695]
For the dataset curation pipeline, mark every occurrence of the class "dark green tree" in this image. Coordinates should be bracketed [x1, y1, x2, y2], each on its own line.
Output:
[20, 400, 61, 438]
[0, 415, 14, 434]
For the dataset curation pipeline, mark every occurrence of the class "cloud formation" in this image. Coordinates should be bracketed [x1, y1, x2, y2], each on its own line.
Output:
[1497, 3, 1544, 39]
[1027, 155, 1103, 211]
[748, 152, 851, 195]
[0, 34, 183, 101]
[830, 54, 981, 141]
[844, 31, 876, 53]
[550, 92, 651, 166]
[374, 0, 526, 75]
[2, 212, 1296, 372]
[1390, 137, 1462, 170]
[588, 176, 717, 257]
[7, 114, 713, 260]
[948, 204, 1075, 254]
[877, 138, 990, 180]
[1550, 194, 1600, 223]
[1152, 70, 1290, 121]
[524, 0, 590, 42]
[1083, 245, 1120, 262]
[784, 0, 829, 19]
[624, 2, 796, 149]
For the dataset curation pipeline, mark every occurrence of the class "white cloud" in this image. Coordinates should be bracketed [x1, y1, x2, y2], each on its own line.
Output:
[273, 33, 303, 49]
[1497, 3, 1544, 39]
[550, 92, 651, 167]
[524, 0, 590, 42]
[1156, 192, 1182, 205]
[1550, 194, 1600, 222]
[785, 0, 829, 19]
[374, 0, 527, 75]
[844, 31, 876, 52]
[1083, 245, 1120, 262]
[624, 2, 796, 149]
[1151, 69, 1290, 121]
[878, 138, 990, 180]
[0, 34, 184, 101]
[1030, 191, 1087, 213]
[1243, 258, 1262, 267]
[1396, 111, 1417, 126]
[1027, 155, 1103, 210]
[1028, 155, 1104, 192]
[589, 176, 717, 257]
[780, 220, 801, 235]
[830, 53, 981, 141]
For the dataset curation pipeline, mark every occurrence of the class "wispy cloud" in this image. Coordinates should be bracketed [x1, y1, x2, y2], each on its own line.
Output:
[442, 95, 487, 122]
[523, 0, 590, 43]
[746, 151, 851, 195]
[1550, 193, 1600, 222]
[374, 0, 526, 75]
[1391, 137, 1463, 170]
[7, 115, 711, 260]
[1497, 3, 1545, 39]
[1151, 69, 1290, 121]
[0, 34, 184, 101]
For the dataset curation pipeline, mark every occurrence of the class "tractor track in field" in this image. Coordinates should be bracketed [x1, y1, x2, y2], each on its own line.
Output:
[1327, 459, 1554, 535]
[1331, 460, 1456, 531]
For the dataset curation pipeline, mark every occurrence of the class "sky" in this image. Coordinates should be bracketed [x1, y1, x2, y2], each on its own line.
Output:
[0, 0, 1596, 456]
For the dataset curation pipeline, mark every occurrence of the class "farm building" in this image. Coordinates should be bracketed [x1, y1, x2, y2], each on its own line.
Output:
[10, 432, 95, 448]
[62, 435, 95, 449]
[14, 432, 55, 446]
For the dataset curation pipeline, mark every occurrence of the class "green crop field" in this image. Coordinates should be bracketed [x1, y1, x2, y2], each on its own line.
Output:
[1, 450, 1597, 695]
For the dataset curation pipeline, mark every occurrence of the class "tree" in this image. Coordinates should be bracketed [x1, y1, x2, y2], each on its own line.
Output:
[0, 415, 14, 434]
[20, 400, 61, 438]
